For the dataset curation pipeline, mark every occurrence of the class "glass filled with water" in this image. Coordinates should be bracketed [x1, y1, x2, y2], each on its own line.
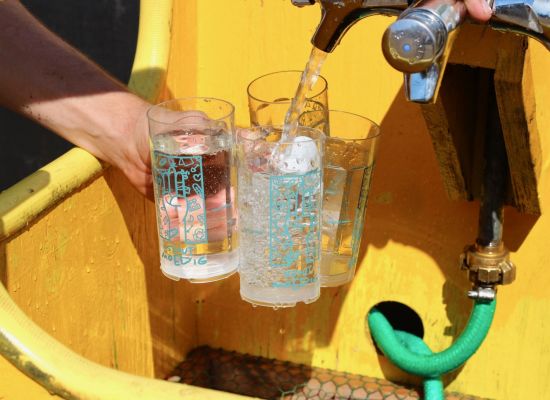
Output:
[247, 70, 328, 127]
[147, 97, 238, 282]
[300, 109, 381, 287]
[237, 125, 325, 307]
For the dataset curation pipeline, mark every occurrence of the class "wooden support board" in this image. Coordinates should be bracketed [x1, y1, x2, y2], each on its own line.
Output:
[421, 26, 541, 214]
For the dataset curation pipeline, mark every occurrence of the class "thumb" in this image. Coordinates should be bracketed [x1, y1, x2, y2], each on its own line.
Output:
[463, 0, 493, 22]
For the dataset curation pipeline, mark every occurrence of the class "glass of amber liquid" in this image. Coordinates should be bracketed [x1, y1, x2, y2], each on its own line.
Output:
[147, 97, 238, 282]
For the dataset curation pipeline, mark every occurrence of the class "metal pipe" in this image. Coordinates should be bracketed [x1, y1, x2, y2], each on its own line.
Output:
[477, 90, 509, 249]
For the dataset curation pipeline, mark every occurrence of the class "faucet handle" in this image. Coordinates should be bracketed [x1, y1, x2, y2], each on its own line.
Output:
[382, 0, 466, 72]
[381, 0, 466, 102]
[382, 9, 449, 72]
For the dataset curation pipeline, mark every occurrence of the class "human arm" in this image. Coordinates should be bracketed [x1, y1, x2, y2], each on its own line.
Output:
[463, 0, 493, 22]
[0, 0, 153, 197]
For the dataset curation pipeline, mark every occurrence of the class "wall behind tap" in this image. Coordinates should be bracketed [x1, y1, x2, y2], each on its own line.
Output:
[165, 1, 550, 399]
[1, 1, 550, 399]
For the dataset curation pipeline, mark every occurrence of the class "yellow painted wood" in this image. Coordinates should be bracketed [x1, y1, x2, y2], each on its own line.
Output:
[0, 355, 64, 400]
[3, 172, 155, 375]
[165, 2, 550, 399]
[128, 0, 173, 101]
[0, 277, 251, 400]
[164, 0, 197, 100]
[2, 1, 550, 400]
[0, 149, 104, 241]
[101, 168, 199, 378]
[0, 0, 241, 398]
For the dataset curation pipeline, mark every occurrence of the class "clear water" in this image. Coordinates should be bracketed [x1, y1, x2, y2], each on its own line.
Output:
[152, 129, 238, 282]
[238, 167, 321, 307]
[321, 164, 374, 286]
[238, 46, 328, 301]
[282, 46, 328, 139]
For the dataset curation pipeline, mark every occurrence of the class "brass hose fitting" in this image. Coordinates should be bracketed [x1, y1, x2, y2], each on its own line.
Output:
[460, 242, 516, 299]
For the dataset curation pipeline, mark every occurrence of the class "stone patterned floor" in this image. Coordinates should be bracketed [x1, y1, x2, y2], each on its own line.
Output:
[167, 346, 491, 400]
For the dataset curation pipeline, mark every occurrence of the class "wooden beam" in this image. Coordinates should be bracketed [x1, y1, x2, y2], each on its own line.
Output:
[494, 38, 542, 215]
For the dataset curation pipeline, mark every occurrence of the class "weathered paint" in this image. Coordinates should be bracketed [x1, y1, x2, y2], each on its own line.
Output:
[1, 1, 550, 399]
[171, 2, 550, 399]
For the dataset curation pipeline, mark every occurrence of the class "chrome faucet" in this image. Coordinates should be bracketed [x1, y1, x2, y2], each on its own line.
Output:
[291, 0, 411, 52]
[490, 0, 550, 50]
[293, 0, 550, 103]
[382, 0, 550, 102]
[382, 0, 466, 102]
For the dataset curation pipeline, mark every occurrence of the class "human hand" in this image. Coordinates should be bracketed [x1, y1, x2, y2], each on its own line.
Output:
[154, 119, 236, 243]
[107, 103, 214, 200]
[462, 0, 493, 22]
[159, 188, 236, 243]
[111, 100, 154, 199]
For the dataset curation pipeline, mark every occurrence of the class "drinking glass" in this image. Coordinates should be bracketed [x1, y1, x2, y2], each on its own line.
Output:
[300, 109, 381, 287]
[247, 70, 328, 126]
[147, 97, 238, 282]
[236, 125, 325, 307]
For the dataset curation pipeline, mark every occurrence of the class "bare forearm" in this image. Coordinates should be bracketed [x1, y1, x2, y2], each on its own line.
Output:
[0, 0, 152, 196]
[0, 0, 148, 163]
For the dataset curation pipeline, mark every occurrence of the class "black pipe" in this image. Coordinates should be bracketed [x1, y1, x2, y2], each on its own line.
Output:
[477, 87, 509, 248]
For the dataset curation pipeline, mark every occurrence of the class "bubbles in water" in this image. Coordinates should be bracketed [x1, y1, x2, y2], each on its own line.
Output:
[270, 135, 320, 174]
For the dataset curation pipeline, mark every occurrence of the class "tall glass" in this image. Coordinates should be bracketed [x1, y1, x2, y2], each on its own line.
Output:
[300, 110, 381, 287]
[147, 97, 238, 283]
[237, 126, 325, 307]
[247, 70, 328, 126]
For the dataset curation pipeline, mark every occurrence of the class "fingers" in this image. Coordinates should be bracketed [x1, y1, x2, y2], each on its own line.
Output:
[143, 182, 155, 201]
[128, 167, 154, 200]
[160, 190, 235, 243]
[148, 108, 222, 131]
[463, 0, 493, 22]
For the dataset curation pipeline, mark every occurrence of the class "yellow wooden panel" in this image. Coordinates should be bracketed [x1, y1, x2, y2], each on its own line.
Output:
[166, 1, 402, 126]
[1, 167, 198, 380]
[164, 0, 198, 100]
[2, 171, 154, 376]
[0, 355, 64, 400]
[101, 168, 199, 377]
[163, 2, 550, 399]
[2, 2, 550, 399]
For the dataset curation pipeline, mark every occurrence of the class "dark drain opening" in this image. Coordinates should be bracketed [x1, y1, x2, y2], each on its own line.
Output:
[369, 301, 424, 355]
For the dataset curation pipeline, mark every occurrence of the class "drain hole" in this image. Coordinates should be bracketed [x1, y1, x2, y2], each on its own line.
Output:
[369, 301, 424, 355]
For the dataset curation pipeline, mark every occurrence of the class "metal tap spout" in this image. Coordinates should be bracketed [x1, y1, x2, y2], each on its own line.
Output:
[292, 0, 411, 52]
[381, 0, 550, 103]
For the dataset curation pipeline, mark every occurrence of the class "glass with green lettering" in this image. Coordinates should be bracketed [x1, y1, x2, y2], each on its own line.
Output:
[301, 110, 380, 287]
[147, 97, 238, 283]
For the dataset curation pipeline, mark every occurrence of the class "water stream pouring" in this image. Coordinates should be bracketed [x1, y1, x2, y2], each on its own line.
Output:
[285, 0, 411, 167]
[294, 0, 550, 103]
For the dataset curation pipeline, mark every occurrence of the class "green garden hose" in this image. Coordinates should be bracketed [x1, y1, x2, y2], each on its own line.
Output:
[369, 299, 496, 399]
[395, 330, 443, 400]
